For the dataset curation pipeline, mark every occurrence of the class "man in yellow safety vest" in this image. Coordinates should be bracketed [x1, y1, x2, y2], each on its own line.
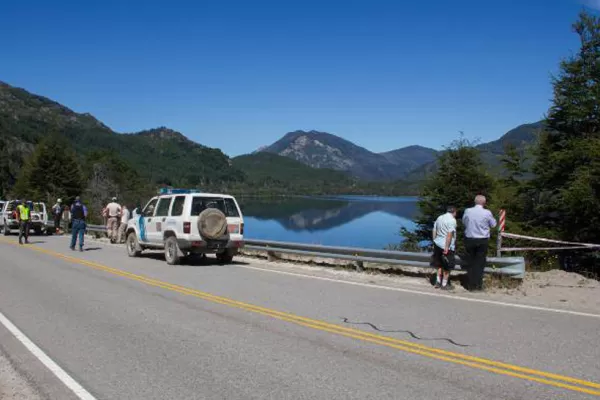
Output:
[16, 199, 30, 245]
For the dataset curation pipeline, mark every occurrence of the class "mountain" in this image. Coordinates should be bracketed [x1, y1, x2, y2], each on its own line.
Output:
[233, 152, 351, 182]
[232, 152, 356, 194]
[0, 80, 418, 198]
[0, 81, 243, 189]
[261, 123, 544, 182]
[477, 121, 543, 154]
[477, 121, 544, 174]
[0, 79, 545, 199]
[403, 121, 544, 181]
[379, 145, 439, 171]
[260, 130, 435, 180]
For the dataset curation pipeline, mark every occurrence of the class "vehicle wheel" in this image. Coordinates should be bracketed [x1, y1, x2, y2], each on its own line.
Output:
[216, 251, 234, 264]
[34, 227, 42, 236]
[3, 224, 9, 236]
[164, 236, 181, 265]
[126, 232, 142, 257]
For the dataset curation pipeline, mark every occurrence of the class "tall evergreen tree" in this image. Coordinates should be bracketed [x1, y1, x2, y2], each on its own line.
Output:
[0, 138, 11, 198]
[403, 136, 495, 253]
[530, 11, 600, 246]
[12, 135, 84, 203]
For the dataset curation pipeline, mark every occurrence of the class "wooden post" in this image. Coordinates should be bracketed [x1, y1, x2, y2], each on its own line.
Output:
[497, 209, 506, 257]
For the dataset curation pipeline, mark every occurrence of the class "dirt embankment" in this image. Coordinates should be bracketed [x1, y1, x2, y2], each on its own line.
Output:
[484, 269, 600, 312]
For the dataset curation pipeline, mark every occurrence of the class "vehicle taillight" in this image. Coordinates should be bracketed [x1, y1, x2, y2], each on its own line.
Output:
[183, 221, 191, 234]
[240, 222, 244, 235]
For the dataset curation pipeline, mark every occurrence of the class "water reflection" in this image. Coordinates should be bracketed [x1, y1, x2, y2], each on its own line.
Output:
[237, 195, 418, 249]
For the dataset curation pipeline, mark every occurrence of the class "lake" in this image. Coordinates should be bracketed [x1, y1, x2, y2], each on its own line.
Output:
[237, 195, 418, 249]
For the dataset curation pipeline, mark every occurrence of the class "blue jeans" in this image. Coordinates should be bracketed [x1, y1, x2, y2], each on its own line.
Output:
[70, 219, 86, 249]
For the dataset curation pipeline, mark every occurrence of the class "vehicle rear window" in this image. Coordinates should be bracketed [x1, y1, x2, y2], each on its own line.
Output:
[224, 199, 240, 217]
[190, 197, 240, 217]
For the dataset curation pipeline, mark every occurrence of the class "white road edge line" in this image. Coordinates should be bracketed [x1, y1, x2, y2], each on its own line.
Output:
[233, 262, 600, 319]
[0, 311, 97, 400]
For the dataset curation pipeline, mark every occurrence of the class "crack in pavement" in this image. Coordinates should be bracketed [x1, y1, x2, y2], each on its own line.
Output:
[340, 318, 470, 347]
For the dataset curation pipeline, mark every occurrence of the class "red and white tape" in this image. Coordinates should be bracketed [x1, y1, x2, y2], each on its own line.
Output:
[499, 232, 600, 252]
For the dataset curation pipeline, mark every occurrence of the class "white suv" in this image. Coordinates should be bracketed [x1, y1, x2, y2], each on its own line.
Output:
[126, 189, 245, 265]
[2, 201, 50, 236]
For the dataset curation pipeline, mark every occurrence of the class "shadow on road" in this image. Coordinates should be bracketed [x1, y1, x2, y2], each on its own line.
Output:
[427, 273, 469, 290]
[25, 241, 46, 245]
[84, 247, 102, 252]
[139, 252, 249, 267]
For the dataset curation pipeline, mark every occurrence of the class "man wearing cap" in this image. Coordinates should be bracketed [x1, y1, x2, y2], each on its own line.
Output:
[104, 197, 122, 243]
[52, 199, 63, 234]
[70, 196, 88, 251]
[16, 199, 30, 245]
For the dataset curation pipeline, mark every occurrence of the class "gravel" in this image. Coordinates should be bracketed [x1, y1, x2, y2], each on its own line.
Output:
[0, 350, 41, 400]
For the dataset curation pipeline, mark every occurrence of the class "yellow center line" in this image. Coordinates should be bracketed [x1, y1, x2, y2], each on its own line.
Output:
[3, 239, 600, 396]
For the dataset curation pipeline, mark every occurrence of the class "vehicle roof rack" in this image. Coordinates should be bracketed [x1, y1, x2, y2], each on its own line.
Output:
[158, 188, 201, 195]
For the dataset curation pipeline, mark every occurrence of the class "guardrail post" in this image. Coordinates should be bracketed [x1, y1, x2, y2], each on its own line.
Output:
[355, 260, 364, 272]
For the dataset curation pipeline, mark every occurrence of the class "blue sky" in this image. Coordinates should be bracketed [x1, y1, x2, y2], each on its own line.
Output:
[0, 0, 595, 156]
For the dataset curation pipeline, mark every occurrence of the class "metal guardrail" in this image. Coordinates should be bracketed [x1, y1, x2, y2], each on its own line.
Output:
[244, 239, 526, 279]
[86, 224, 107, 232]
[82, 224, 525, 279]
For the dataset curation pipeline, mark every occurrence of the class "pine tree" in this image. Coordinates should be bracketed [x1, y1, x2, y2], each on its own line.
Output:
[402, 136, 495, 253]
[0, 139, 10, 198]
[490, 144, 529, 235]
[12, 135, 84, 203]
[500, 144, 527, 185]
[530, 11, 600, 245]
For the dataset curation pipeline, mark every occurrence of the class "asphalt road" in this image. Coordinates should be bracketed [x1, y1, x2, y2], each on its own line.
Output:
[0, 235, 598, 399]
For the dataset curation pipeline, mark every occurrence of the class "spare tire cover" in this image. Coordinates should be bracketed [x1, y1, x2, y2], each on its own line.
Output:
[197, 208, 227, 239]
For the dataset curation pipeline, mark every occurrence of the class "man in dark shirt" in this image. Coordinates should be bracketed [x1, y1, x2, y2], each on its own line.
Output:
[70, 196, 88, 252]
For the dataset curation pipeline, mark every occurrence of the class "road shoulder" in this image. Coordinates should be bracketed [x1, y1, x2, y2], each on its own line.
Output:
[0, 313, 81, 400]
[233, 255, 600, 316]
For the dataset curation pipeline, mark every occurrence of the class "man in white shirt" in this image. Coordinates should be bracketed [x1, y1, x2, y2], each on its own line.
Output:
[103, 197, 122, 243]
[52, 199, 62, 234]
[432, 206, 457, 290]
[117, 205, 130, 243]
